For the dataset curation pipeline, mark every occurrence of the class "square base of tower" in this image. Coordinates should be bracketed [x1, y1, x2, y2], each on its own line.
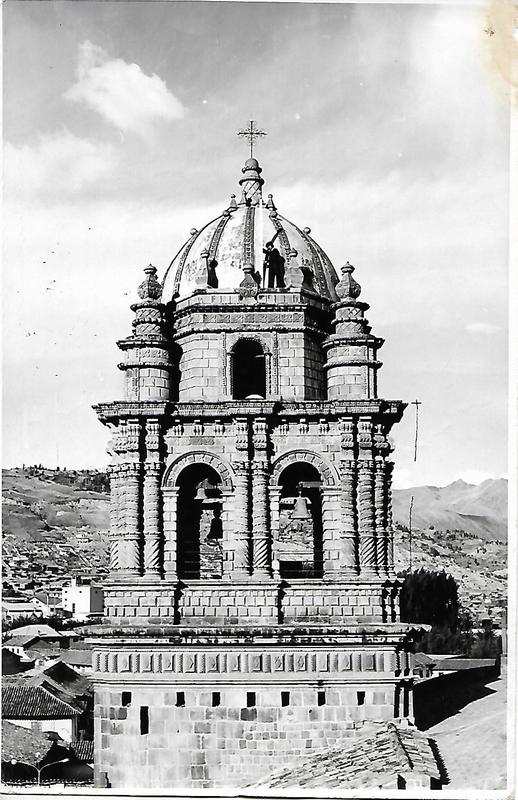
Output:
[103, 578, 400, 625]
[88, 622, 421, 790]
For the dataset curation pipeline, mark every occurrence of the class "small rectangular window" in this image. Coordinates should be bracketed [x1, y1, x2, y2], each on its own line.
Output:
[357, 691, 365, 706]
[281, 691, 290, 707]
[212, 692, 221, 707]
[176, 691, 185, 707]
[121, 692, 131, 707]
[317, 691, 326, 706]
[140, 706, 149, 734]
[247, 692, 256, 708]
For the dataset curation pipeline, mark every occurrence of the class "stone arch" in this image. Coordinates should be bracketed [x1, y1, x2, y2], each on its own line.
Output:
[271, 450, 339, 488]
[228, 335, 271, 399]
[228, 334, 272, 356]
[163, 451, 234, 492]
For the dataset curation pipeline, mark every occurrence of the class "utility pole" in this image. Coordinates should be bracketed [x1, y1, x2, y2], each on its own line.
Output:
[411, 400, 422, 462]
[409, 495, 414, 571]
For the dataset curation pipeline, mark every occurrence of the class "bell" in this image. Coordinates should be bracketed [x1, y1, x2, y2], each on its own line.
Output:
[291, 491, 311, 520]
[194, 484, 209, 502]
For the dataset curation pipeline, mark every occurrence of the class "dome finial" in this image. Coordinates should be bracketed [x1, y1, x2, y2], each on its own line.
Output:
[336, 261, 361, 300]
[138, 264, 162, 300]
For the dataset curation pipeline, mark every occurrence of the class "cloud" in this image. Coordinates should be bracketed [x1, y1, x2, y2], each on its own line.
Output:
[3, 130, 116, 199]
[466, 322, 501, 334]
[64, 41, 185, 136]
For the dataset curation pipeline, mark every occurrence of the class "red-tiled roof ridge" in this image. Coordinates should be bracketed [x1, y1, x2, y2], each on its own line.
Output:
[2, 684, 82, 719]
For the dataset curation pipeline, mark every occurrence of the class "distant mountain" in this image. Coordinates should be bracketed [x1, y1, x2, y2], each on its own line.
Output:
[393, 478, 507, 542]
[2, 470, 109, 543]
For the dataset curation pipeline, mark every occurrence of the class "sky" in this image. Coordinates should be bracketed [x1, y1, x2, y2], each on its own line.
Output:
[2, 1, 509, 489]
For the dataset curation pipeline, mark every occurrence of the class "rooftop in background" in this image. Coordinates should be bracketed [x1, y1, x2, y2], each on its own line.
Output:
[2, 683, 82, 719]
[1, 720, 56, 765]
[4, 624, 67, 639]
[252, 721, 441, 789]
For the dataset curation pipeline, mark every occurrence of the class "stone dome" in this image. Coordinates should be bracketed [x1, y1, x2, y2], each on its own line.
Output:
[162, 158, 339, 302]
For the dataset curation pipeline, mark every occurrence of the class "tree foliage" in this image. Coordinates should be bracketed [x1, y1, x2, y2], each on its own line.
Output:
[400, 568, 501, 657]
[400, 568, 459, 629]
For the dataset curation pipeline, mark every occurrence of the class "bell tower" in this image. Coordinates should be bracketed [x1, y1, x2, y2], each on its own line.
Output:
[90, 152, 421, 791]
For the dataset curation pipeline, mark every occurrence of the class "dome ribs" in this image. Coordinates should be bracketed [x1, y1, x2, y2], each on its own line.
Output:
[270, 216, 292, 262]
[208, 212, 231, 262]
[298, 225, 332, 299]
[243, 205, 255, 267]
[170, 228, 202, 295]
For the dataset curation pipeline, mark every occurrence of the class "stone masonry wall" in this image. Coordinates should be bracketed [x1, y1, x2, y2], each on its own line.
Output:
[95, 682, 400, 789]
[103, 581, 398, 625]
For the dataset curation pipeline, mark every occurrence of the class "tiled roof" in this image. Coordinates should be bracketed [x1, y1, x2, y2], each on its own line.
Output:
[61, 649, 92, 667]
[5, 624, 65, 639]
[251, 723, 441, 789]
[1, 721, 54, 765]
[69, 740, 94, 762]
[434, 657, 496, 671]
[414, 652, 436, 666]
[3, 635, 38, 648]
[2, 684, 81, 719]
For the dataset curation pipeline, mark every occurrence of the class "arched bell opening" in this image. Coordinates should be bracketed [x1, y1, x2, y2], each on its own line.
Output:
[176, 464, 223, 579]
[231, 339, 266, 400]
[277, 462, 323, 579]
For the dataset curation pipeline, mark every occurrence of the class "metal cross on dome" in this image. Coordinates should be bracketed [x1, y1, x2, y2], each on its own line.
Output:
[237, 120, 267, 159]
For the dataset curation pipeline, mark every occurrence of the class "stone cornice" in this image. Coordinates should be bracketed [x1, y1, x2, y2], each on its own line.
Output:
[93, 398, 406, 424]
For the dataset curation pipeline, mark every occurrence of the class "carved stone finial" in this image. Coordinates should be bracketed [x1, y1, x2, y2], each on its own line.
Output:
[238, 263, 259, 299]
[229, 194, 238, 211]
[266, 193, 276, 210]
[137, 264, 162, 301]
[336, 261, 361, 300]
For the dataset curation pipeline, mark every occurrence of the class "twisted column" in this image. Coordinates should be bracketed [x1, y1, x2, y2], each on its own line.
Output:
[374, 457, 386, 575]
[232, 461, 250, 577]
[143, 461, 162, 578]
[252, 460, 271, 577]
[162, 487, 178, 580]
[385, 461, 395, 576]
[340, 460, 358, 575]
[119, 462, 142, 576]
[358, 460, 377, 577]
[107, 465, 121, 574]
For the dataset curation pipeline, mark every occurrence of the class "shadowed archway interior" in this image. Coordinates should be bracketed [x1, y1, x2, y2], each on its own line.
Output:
[176, 464, 223, 579]
[277, 462, 323, 579]
[231, 340, 266, 399]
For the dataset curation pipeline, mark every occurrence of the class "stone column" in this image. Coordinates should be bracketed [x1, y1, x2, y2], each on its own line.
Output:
[162, 487, 178, 581]
[321, 488, 342, 578]
[252, 460, 271, 577]
[340, 460, 358, 575]
[374, 457, 386, 576]
[269, 486, 281, 578]
[232, 461, 250, 577]
[119, 462, 142, 576]
[358, 459, 377, 578]
[221, 492, 234, 579]
[385, 461, 395, 576]
[143, 461, 162, 578]
[107, 465, 121, 574]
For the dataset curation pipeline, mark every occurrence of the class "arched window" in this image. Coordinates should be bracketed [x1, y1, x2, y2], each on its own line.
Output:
[176, 464, 223, 579]
[231, 340, 266, 400]
[277, 463, 323, 579]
